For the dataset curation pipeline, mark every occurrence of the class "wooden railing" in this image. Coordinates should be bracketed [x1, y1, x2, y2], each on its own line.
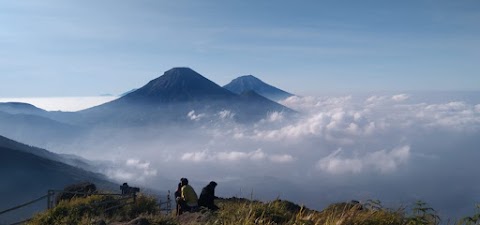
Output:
[0, 189, 171, 225]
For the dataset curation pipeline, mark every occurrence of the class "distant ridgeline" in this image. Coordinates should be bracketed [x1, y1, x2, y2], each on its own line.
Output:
[0, 67, 295, 129]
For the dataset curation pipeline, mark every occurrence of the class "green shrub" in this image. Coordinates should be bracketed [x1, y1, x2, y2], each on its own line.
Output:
[407, 201, 440, 225]
[116, 194, 160, 220]
[460, 204, 480, 225]
[28, 195, 113, 225]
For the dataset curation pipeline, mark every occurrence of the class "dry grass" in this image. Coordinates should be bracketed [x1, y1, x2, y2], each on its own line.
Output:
[27, 194, 480, 225]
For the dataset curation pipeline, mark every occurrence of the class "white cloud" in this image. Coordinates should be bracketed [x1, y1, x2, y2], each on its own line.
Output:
[187, 110, 205, 121]
[249, 108, 379, 143]
[249, 149, 267, 161]
[269, 154, 294, 163]
[316, 149, 364, 174]
[280, 95, 352, 113]
[316, 145, 410, 174]
[126, 159, 151, 170]
[250, 112, 326, 141]
[408, 101, 480, 129]
[180, 149, 293, 164]
[181, 150, 210, 162]
[217, 151, 250, 161]
[103, 159, 158, 183]
[366, 95, 387, 104]
[106, 170, 136, 181]
[218, 110, 235, 120]
[392, 94, 410, 102]
[242, 95, 480, 144]
[265, 111, 285, 123]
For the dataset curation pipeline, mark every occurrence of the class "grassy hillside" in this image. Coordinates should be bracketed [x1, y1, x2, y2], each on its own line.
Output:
[26, 194, 480, 225]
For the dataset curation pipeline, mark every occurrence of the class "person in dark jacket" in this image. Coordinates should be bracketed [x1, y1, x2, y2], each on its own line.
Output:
[174, 182, 183, 215]
[198, 181, 219, 211]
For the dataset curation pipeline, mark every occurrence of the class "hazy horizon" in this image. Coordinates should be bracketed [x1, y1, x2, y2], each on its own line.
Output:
[1, 89, 480, 112]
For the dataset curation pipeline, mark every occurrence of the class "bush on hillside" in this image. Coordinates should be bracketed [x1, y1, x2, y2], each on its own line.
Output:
[27, 194, 167, 225]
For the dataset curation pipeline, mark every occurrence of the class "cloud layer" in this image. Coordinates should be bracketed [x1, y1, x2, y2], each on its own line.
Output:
[12, 92, 480, 218]
[181, 148, 294, 164]
[316, 145, 410, 174]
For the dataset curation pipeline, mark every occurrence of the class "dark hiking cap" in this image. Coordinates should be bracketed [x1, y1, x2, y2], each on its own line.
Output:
[209, 181, 217, 186]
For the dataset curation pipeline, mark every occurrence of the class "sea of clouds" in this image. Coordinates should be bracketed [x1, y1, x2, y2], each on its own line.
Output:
[58, 92, 477, 219]
[5, 92, 480, 218]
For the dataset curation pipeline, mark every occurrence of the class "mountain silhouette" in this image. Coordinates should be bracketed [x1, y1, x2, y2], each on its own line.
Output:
[224, 75, 294, 101]
[240, 90, 290, 112]
[80, 67, 293, 125]
[120, 88, 137, 97]
[0, 102, 48, 117]
[0, 135, 92, 170]
[122, 67, 236, 103]
[0, 68, 296, 151]
[234, 90, 295, 121]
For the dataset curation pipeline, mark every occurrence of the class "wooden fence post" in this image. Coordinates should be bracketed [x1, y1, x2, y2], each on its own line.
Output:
[167, 190, 171, 212]
[47, 190, 55, 209]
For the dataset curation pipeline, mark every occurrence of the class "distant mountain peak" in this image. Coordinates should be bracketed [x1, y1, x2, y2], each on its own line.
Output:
[120, 67, 235, 103]
[239, 74, 258, 79]
[233, 75, 264, 83]
[224, 75, 294, 101]
[165, 67, 196, 73]
[160, 67, 201, 80]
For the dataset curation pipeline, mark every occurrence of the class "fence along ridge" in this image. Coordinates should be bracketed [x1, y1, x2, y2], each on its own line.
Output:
[0, 190, 137, 225]
[0, 194, 50, 216]
[0, 189, 171, 225]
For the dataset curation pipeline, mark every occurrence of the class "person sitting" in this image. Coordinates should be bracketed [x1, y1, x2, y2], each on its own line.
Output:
[177, 178, 198, 213]
[174, 182, 182, 215]
[198, 181, 219, 211]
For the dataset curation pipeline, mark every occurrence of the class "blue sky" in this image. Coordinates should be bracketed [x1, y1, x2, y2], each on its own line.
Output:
[0, 0, 479, 97]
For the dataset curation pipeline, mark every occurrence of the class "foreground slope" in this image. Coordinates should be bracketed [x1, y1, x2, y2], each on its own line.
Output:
[0, 136, 115, 224]
[29, 194, 465, 225]
[0, 111, 84, 148]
